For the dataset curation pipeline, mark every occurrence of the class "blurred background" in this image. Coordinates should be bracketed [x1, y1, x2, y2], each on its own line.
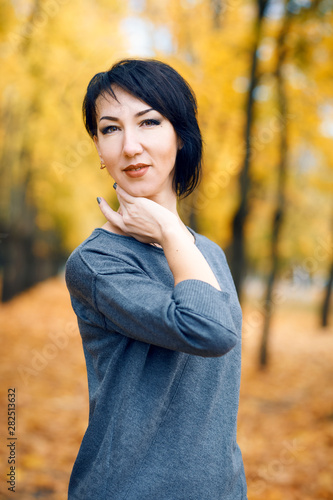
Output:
[0, 0, 332, 498]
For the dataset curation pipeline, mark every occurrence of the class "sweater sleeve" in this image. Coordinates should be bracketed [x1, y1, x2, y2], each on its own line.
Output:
[94, 259, 239, 357]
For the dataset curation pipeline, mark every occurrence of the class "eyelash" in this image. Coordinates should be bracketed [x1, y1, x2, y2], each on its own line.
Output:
[101, 119, 161, 135]
[101, 125, 118, 135]
[142, 119, 161, 127]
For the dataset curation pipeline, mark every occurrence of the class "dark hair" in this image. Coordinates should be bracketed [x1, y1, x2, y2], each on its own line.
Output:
[83, 59, 202, 198]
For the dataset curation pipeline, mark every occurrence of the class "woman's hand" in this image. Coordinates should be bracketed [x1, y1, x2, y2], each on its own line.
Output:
[97, 185, 221, 290]
[97, 185, 180, 245]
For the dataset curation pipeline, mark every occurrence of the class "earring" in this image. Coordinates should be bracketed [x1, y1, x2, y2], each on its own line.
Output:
[100, 161, 106, 170]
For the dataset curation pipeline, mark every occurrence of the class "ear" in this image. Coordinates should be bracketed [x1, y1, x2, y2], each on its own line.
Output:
[93, 135, 103, 159]
[177, 137, 184, 150]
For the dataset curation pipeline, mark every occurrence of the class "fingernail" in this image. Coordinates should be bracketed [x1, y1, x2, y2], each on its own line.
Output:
[97, 197, 101, 204]
[113, 182, 117, 190]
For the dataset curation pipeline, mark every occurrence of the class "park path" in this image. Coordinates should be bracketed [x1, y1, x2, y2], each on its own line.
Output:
[0, 276, 332, 499]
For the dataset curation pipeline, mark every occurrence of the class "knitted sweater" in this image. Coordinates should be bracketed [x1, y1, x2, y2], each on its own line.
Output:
[65, 227, 247, 500]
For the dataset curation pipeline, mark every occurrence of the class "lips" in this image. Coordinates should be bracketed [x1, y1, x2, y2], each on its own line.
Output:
[123, 163, 150, 178]
[123, 163, 150, 171]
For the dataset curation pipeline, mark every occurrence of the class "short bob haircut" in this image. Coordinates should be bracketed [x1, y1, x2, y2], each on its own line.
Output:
[83, 59, 202, 198]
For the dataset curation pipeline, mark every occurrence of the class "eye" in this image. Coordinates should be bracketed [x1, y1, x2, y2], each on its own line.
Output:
[141, 119, 161, 127]
[101, 125, 119, 135]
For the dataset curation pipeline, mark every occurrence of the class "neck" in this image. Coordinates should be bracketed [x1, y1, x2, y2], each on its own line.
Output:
[146, 191, 179, 218]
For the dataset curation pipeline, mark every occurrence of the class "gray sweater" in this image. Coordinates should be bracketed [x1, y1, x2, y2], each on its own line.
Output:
[65, 227, 247, 499]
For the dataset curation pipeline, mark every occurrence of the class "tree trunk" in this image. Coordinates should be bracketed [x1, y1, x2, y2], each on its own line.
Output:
[321, 259, 333, 328]
[210, 0, 223, 29]
[259, 9, 292, 368]
[229, 0, 268, 300]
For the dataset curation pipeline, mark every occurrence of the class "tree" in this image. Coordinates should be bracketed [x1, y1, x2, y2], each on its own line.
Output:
[320, 215, 333, 328]
[0, 0, 62, 301]
[229, 0, 269, 300]
[259, 5, 292, 367]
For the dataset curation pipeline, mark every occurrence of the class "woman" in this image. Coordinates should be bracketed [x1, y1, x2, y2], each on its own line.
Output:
[65, 58, 247, 499]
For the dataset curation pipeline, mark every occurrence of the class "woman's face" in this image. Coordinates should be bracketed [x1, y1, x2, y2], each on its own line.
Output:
[94, 86, 181, 203]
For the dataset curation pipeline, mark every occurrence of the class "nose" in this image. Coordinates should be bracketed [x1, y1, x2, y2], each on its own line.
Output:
[122, 129, 144, 158]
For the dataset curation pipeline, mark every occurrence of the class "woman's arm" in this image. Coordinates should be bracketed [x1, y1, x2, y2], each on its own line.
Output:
[159, 224, 221, 290]
[97, 186, 221, 291]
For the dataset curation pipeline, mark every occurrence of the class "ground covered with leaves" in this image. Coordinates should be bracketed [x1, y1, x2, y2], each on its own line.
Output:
[0, 277, 332, 499]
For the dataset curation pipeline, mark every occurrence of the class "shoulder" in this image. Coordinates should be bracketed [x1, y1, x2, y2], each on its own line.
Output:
[65, 229, 102, 276]
[65, 228, 162, 278]
[191, 229, 228, 262]
[65, 229, 142, 298]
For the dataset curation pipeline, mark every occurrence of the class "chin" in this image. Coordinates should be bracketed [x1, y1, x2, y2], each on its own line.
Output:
[125, 183, 156, 198]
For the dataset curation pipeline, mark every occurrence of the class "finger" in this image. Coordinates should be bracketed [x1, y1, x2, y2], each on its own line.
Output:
[115, 184, 136, 204]
[97, 197, 123, 227]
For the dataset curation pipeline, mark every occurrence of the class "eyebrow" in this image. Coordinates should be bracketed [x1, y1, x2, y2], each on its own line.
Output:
[99, 108, 155, 122]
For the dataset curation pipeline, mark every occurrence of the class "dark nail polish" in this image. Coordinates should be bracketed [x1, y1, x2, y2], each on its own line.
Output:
[97, 197, 101, 204]
[113, 182, 117, 190]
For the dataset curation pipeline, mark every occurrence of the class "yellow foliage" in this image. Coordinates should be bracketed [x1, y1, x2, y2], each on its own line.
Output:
[0, 0, 332, 272]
